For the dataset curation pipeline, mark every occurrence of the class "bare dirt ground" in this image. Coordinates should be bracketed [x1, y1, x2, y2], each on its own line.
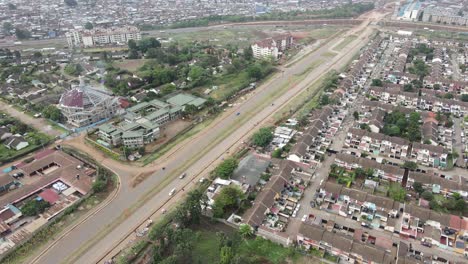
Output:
[145, 119, 192, 153]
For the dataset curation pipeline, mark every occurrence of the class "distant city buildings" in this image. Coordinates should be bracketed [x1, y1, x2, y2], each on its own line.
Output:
[59, 78, 120, 127]
[251, 34, 294, 60]
[66, 26, 141, 48]
[394, 0, 468, 26]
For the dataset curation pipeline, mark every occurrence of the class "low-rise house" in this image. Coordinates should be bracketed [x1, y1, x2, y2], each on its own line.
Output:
[4, 136, 29, 151]
[406, 171, 468, 196]
[0, 127, 12, 141]
[345, 128, 410, 159]
[242, 160, 311, 231]
[335, 153, 405, 182]
[411, 142, 448, 168]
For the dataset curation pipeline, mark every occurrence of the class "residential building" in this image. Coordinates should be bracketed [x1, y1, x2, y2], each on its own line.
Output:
[411, 142, 448, 168]
[66, 26, 141, 48]
[251, 34, 293, 60]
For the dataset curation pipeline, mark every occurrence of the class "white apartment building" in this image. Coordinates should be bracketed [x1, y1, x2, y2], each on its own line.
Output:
[251, 34, 294, 60]
[66, 26, 141, 48]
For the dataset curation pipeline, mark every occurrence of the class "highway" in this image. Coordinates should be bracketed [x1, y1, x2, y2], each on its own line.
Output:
[24, 10, 388, 264]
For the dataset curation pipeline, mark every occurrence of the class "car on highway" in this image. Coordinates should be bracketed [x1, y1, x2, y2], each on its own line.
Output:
[169, 188, 176, 196]
[179, 172, 187, 179]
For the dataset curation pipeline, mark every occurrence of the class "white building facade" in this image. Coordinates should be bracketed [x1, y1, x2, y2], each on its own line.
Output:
[66, 26, 142, 48]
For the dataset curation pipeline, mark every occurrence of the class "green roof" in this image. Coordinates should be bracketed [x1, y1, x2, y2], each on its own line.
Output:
[121, 122, 140, 131]
[122, 130, 143, 138]
[166, 94, 195, 106]
[167, 94, 207, 107]
[149, 99, 169, 109]
[190, 97, 207, 107]
[99, 123, 118, 134]
[127, 102, 149, 113]
[146, 108, 169, 121]
[142, 121, 160, 130]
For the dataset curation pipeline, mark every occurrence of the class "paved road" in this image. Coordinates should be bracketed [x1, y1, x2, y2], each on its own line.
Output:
[29, 11, 387, 264]
[0, 102, 62, 137]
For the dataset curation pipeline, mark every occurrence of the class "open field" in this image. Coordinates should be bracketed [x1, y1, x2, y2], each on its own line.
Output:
[334, 34, 358, 51]
[114, 59, 148, 72]
[156, 25, 347, 47]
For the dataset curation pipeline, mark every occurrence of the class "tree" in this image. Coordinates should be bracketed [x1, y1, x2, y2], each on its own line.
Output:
[320, 94, 330, 106]
[15, 27, 31, 39]
[188, 65, 206, 86]
[421, 191, 434, 201]
[64, 63, 84, 76]
[84, 22, 93, 30]
[403, 161, 418, 170]
[388, 183, 406, 202]
[461, 94, 468, 102]
[64, 0, 78, 7]
[413, 182, 424, 194]
[371, 79, 383, 87]
[42, 105, 62, 121]
[183, 104, 198, 116]
[433, 84, 441, 90]
[243, 47, 254, 61]
[2, 22, 13, 35]
[252, 127, 273, 147]
[443, 93, 454, 99]
[128, 39, 137, 50]
[247, 64, 262, 80]
[214, 158, 239, 179]
[239, 223, 253, 238]
[127, 49, 139, 59]
[212, 185, 246, 218]
[403, 84, 414, 92]
[219, 245, 234, 264]
[8, 3, 16, 10]
[20, 199, 50, 216]
[353, 111, 359, 120]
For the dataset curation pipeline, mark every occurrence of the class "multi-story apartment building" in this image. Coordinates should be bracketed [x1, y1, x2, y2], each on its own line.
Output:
[66, 26, 141, 48]
[251, 33, 294, 60]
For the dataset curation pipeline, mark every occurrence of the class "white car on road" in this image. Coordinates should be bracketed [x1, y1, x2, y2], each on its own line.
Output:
[169, 188, 176, 196]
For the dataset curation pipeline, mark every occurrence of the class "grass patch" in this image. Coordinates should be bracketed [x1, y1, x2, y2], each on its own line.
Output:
[237, 237, 298, 264]
[192, 230, 297, 264]
[321, 51, 337, 58]
[192, 231, 221, 263]
[334, 34, 358, 51]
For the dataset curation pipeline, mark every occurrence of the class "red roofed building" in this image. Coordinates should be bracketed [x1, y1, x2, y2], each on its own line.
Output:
[39, 189, 60, 204]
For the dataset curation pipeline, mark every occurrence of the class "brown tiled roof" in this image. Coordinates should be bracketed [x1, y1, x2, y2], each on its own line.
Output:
[323, 182, 343, 196]
[0, 151, 94, 208]
[351, 242, 388, 263]
[298, 223, 325, 241]
[366, 194, 395, 210]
